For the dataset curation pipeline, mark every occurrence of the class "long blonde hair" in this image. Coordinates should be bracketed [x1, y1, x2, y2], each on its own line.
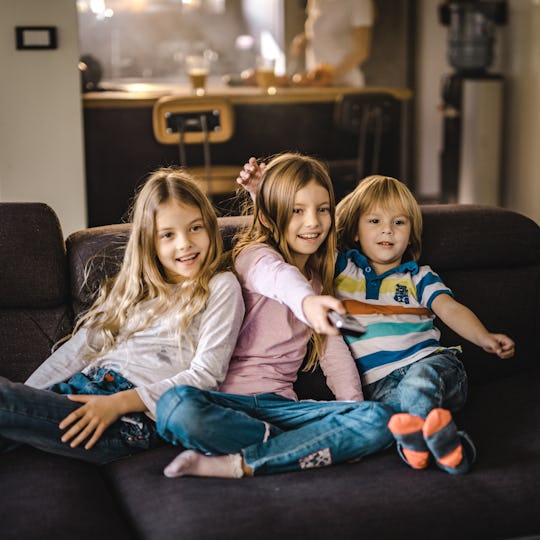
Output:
[234, 152, 337, 371]
[336, 175, 423, 261]
[74, 167, 225, 360]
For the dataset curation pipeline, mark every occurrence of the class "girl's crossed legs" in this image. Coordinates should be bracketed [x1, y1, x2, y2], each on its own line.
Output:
[156, 385, 393, 477]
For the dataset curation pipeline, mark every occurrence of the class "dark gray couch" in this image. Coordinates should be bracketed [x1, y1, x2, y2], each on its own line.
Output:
[1, 201, 540, 540]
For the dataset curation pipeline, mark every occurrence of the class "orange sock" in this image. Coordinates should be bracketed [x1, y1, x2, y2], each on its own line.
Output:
[423, 408, 463, 469]
[388, 413, 430, 470]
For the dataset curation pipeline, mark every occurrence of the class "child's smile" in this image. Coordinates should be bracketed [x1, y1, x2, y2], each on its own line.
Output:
[154, 200, 211, 281]
[286, 179, 331, 271]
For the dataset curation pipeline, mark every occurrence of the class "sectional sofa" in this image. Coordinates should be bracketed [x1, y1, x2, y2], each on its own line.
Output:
[1, 201, 539, 539]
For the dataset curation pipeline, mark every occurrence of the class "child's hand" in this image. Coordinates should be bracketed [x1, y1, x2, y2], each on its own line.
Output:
[479, 333, 515, 359]
[302, 295, 345, 336]
[59, 393, 127, 450]
[236, 157, 265, 201]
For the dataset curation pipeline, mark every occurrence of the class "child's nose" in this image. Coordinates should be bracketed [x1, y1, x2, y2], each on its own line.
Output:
[176, 233, 192, 249]
[305, 209, 320, 226]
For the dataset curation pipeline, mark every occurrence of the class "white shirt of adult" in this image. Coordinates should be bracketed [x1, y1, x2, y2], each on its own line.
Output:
[304, 0, 374, 86]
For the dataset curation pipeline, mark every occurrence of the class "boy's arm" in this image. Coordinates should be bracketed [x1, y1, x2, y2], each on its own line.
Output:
[431, 294, 515, 359]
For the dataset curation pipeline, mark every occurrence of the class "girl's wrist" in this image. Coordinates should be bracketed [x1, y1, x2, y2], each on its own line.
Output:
[113, 389, 147, 415]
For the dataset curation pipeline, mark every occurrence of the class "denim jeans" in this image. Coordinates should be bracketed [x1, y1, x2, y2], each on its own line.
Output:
[156, 385, 394, 475]
[362, 351, 468, 418]
[0, 369, 161, 464]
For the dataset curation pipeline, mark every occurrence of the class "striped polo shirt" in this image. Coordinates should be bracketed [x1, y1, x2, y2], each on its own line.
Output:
[334, 249, 455, 384]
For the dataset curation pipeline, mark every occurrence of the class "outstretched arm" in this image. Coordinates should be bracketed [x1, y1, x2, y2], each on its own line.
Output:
[431, 294, 515, 359]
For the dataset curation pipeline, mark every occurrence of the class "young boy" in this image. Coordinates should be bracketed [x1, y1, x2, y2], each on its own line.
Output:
[334, 175, 514, 474]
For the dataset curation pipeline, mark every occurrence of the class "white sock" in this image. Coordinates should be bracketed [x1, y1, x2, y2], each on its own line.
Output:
[163, 450, 244, 479]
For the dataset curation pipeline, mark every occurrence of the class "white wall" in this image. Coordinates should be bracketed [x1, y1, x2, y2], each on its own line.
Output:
[503, 0, 540, 224]
[0, 0, 86, 236]
[415, 0, 540, 225]
[414, 0, 446, 200]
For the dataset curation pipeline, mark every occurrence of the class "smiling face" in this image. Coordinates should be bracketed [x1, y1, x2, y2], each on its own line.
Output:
[154, 199, 211, 282]
[285, 179, 332, 272]
[356, 204, 411, 275]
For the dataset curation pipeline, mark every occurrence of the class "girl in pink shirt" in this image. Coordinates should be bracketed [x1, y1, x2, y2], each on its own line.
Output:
[156, 153, 393, 478]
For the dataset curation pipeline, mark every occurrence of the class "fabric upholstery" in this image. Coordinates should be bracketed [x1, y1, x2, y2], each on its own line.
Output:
[0, 203, 67, 308]
[1, 202, 539, 540]
[0, 203, 71, 381]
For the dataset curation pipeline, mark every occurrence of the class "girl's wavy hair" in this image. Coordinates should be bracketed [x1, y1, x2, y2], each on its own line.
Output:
[72, 167, 225, 360]
[233, 152, 337, 371]
[336, 175, 422, 261]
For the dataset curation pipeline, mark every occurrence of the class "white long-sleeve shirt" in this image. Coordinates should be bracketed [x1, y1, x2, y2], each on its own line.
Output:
[26, 271, 245, 419]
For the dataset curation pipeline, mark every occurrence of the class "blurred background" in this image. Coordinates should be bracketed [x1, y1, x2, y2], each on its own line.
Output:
[1, 0, 538, 236]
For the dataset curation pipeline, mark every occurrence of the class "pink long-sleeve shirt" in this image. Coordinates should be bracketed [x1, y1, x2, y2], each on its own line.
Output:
[220, 244, 363, 401]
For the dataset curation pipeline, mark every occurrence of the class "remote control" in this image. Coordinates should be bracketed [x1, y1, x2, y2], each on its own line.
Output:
[328, 310, 366, 337]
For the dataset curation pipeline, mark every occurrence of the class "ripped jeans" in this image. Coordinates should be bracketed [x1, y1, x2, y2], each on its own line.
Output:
[0, 369, 161, 464]
[156, 385, 394, 476]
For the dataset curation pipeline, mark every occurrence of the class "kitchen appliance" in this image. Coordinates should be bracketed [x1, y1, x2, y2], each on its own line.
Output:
[438, 0, 507, 204]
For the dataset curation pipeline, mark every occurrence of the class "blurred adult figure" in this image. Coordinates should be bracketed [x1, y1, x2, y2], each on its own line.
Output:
[291, 0, 375, 86]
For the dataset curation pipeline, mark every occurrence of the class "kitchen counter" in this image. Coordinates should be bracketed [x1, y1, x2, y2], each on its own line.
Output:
[83, 79, 412, 107]
[82, 80, 413, 226]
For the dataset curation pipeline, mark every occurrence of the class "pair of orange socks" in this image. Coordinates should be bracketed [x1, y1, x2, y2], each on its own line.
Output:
[387, 408, 472, 475]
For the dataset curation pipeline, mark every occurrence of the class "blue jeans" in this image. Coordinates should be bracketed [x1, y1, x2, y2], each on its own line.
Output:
[0, 369, 161, 464]
[156, 385, 394, 475]
[363, 351, 468, 418]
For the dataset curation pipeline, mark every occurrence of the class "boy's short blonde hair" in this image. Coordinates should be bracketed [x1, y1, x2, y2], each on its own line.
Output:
[336, 175, 423, 261]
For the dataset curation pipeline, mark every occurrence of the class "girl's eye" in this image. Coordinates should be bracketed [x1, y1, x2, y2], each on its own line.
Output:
[292, 208, 303, 214]
[161, 232, 173, 239]
[368, 218, 379, 224]
[318, 206, 330, 214]
[394, 219, 407, 226]
[191, 224, 204, 232]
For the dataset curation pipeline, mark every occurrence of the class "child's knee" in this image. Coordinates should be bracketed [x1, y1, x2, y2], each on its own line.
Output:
[156, 385, 205, 441]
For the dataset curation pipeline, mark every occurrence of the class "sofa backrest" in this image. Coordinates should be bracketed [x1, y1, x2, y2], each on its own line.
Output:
[64, 205, 540, 396]
[0, 203, 72, 382]
[3, 202, 537, 392]
[419, 204, 540, 385]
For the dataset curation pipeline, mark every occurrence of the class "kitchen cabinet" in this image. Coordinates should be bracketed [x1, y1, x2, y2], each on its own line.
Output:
[83, 83, 411, 226]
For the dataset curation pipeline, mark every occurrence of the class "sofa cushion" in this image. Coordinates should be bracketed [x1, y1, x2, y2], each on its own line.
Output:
[66, 224, 130, 317]
[0, 203, 67, 308]
[0, 203, 72, 381]
[102, 368, 540, 540]
[101, 368, 540, 540]
[419, 204, 540, 270]
[0, 307, 72, 382]
[0, 446, 134, 540]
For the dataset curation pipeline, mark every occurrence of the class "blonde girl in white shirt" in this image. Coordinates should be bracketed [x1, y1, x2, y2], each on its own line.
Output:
[0, 168, 244, 463]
